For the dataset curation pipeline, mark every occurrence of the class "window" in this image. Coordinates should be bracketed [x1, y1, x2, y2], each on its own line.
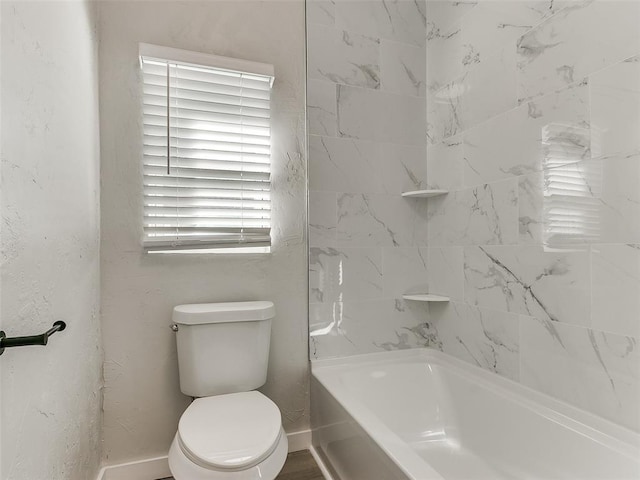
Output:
[139, 44, 274, 252]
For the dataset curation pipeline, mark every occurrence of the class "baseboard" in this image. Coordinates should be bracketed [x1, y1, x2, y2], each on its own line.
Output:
[96, 430, 312, 480]
[309, 445, 336, 480]
[96, 456, 170, 480]
[287, 428, 312, 452]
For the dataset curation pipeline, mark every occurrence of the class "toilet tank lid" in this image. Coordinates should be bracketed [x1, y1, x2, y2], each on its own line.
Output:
[173, 301, 275, 325]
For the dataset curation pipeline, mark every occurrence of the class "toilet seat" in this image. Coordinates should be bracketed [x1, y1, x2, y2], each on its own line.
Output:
[177, 391, 282, 471]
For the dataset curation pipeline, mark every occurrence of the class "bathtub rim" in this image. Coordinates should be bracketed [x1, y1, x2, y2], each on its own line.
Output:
[312, 357, 441, 480]
[312, 348, 640, 479]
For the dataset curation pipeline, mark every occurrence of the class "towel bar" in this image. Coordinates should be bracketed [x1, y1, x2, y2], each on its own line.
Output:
[0, 321, 66, 356]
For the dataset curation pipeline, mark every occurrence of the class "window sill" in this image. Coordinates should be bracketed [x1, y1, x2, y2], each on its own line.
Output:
[146, 246, 271, 255]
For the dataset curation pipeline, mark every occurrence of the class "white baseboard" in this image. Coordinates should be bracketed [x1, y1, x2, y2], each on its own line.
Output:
[287, 428, 311, 452]
[96, 456, 170, 480]
[96, 430, 313, 480]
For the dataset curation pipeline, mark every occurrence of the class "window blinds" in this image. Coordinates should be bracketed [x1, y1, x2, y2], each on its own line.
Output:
[139, 44, 274, 251]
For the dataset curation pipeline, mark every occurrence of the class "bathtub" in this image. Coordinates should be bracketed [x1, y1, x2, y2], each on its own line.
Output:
[311, 348, 640, 480]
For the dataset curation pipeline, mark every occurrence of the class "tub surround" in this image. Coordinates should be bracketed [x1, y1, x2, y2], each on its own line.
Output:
[424, 0, 640, 434]
[307, 0, 640, 436]
[308, 0, 430, 359]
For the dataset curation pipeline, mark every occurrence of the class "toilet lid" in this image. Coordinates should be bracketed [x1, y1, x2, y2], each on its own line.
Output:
[178, 391, 282, 470]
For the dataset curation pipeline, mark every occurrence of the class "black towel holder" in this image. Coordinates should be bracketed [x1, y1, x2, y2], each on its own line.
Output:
[0, 321, 67, 356]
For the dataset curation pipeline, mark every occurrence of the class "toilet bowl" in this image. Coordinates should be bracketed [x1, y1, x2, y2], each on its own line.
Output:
[168, 392, 288, 479]
[168, 302, 287, 480]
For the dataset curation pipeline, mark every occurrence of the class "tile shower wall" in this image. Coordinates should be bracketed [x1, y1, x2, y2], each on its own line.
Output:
[307, 0, 431, 359]
[425, 0, 640, 432]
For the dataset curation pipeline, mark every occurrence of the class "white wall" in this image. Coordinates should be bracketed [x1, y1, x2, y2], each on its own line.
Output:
[0, 3, 4, 475]
[98, 0, 308, 465]
[0, 1, 102, 479]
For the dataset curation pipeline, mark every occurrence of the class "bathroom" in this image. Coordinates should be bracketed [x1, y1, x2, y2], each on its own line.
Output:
[0, 0, 638, 479]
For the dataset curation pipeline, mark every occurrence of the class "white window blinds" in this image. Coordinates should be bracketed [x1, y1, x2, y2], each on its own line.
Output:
[139, 44, 275, 251]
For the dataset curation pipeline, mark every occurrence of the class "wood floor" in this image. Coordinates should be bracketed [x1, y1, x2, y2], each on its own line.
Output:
[276, 450, 325, 480]
[161, 449, 326, 480]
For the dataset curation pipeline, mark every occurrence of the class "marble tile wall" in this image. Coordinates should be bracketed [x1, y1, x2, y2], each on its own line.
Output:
[307, 0, 640, 434]
[307, 0, 430, 359]
[425, 0, 640, 432]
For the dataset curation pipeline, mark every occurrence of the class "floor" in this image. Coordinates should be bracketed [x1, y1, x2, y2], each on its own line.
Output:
[161, 449, 326, 480]
[275, 450, 326, 480]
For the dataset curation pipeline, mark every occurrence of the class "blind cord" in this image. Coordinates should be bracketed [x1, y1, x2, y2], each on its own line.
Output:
[166, 62, 171, 175]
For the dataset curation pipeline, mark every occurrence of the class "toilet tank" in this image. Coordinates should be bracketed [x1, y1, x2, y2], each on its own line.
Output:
[172, 301, 275, 397]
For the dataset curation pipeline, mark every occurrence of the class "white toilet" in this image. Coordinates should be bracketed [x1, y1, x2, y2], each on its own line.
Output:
[168, 301, 288, 480]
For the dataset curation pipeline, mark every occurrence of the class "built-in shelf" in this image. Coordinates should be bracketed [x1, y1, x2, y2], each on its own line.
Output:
[402, 294, 450, 302]
[401, 189, 448, 198]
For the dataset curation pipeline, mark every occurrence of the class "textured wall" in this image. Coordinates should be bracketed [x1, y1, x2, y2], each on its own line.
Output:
[98, 1, 308, 465]
[0, 1, 103, 479]
[307, 0, 431, 359]
[425, 0, 640, 432]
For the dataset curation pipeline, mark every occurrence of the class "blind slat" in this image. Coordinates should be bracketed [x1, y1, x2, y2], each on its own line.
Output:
[144, 219, 269, 229]
[143, 157, 270, 173]
[144, 118, 270, 138]
[144, 187, 270, 200]
[143, 84, 270, 109]
[143, 135, 270, 155]
[143, 175, 269, 190]
[144, 226, 270, 235]
[145, 206, 270, 217]
[142, 74, 271, 100]
[143, 165, 270, 181]
[142, 62, 271, 92]
[143, 96, 270, 122]
[145, 237, 270, 251]
[143, 101, 270, 126]
[143, 149, 270, 164]
[144, 196, 269, 209]
[143, 125, 270, 145]
[143, 108, 270, 134]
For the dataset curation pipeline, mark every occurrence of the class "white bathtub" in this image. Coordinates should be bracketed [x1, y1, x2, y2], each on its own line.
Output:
[311, 348, 640, 480]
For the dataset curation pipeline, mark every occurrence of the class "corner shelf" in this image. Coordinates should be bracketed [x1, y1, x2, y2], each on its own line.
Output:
[401, 189, 448, 198]
[402, 294, 450, 302]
